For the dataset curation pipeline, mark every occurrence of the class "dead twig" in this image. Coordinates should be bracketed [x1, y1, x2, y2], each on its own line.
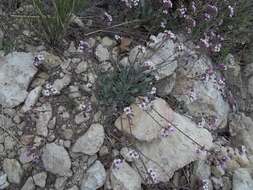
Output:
[84, 19, 143, 36]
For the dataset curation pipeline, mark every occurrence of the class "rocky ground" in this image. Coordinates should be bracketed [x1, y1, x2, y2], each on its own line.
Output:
[0, 31, 253, 190]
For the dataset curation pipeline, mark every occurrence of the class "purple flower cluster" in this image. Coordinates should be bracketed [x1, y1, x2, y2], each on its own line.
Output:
[124, 106, 133, 116]
[127, 149, 139, 160]
[160, 124, 175, 138]
[113, 159, 124, 169]
[121, 0, 237, 56]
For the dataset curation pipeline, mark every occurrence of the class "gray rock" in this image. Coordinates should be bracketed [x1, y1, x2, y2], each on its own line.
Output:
[33, 172, 47, 188]
[21, 86, 42, 112]
[146, 34, 178, 79]
[115, 98, 172, 142]
[75, 61, 88, 74]
[233, 168, 253, 190]
[81, 160, 106, 190]
[156, 73, 176, 96]
[74, 112, 87, 124]
[67, 186, 79, 190]
[0, 52, 37, 108]
[4, 136, 16, 150]
[21, 177, 35, 190]
[72, 124, 105, 155]
[0, 115, 14, 131]
[191, 160, 211, 190]
[211, 177, 223, 189]
[115, 98, 213, 182]
[3, 159, 23, 184]
[55, 177, 67, 190]
[36, 103, 52, 137]
[193, 160, 211, 180]
[61, 128, 73, 140]
[95, 44, 110, 62]
[172, 54, 229, 129]
[52, 74, 71, 93]
[42, 143, 72, 176]
[134, 107, 213, 182]
[0, 173, 9, 189]
[0, 144, 4, 155]
[223, 176, 232, 190]
[211, 165, 225, 177]
[99, 146, 109, 157]
[229, 113, 253, 157]
[110, 161, 142, 190]
[248, 76, 253, 97]
[0, 29, 3, 49]
[244, 63, 253, 77]
[101, 37, 116, 47]
[40, 51, 63, 69]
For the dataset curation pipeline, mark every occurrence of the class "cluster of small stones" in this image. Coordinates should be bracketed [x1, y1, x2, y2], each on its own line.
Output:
[0, 31, 253, 190]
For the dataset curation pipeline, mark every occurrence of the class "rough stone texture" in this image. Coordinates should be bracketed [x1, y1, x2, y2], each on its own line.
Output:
[3, 159, 23, 184]
[0, 174, 9, 189]
[115, 98, 173, 142]
[21, 177, 35, 190]
[72, 124, 105, 155]
[193, 160, 211, 180]
[21, 86, 42, 112]
[129, 33, 178, 80]
[110, 161, 142, 190]
[55, 177, 68, 190]
[191, 160, 211, 189]
[244, 63, 253, 77]
[95, 44, 110, 62]
[75, 61, 88, 74]
[52, 74, 71, 93]
[40, 51, 63, 69]
[248, 76, 253, 97]
[67, 186, 79, 190]
[0, 29, 3, 49]
[42, 143, 72, 176]
[156, 73, 176, 96]
[146, 34, 178, 80]
[224, 54, 245, 110]
[0, 52, 37, 108]
[36, 103, 52, 137]
[172, 53, 229, 129]
[81, 160, 106, 190]
[233, 168, 253, 190]
[33, 172, 47, 188]
[134, 111, 213, 182]
[229, 113, 253, 161]
[115, 98, 213, 182]
[101, 37, 116, 47]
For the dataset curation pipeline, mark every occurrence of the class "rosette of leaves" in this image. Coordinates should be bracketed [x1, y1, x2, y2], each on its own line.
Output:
[95, 63, 155, 111]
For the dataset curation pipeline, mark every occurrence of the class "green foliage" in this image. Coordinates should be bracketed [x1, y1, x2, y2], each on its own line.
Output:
[95, 64, 155, 110]
[118, 0, 253, 63]
[222, 0, 253, 62]
[32, 0, 87, 47]
[0, 37, 15, 55]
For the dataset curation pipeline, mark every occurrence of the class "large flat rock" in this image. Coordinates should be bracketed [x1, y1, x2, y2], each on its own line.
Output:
[0, 52, 37, 108]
